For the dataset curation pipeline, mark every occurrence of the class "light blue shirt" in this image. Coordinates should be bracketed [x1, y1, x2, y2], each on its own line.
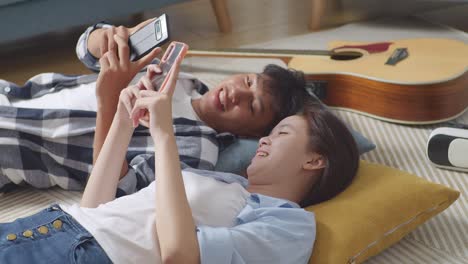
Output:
[185, 168, 316, 264]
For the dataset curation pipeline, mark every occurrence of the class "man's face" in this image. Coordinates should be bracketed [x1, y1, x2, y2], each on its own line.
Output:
[193, 73, 276, 137]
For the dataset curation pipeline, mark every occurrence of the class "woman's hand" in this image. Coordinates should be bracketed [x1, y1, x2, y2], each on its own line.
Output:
[116, 64, 164, 127]
[130, 56, 183, 137]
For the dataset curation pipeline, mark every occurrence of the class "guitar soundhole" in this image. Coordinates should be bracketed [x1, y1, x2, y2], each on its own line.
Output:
[330, 51, 363, 61]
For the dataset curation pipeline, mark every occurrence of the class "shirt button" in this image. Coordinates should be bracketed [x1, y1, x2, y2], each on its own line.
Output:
[22, 230, 33, 238]
[53, 220, 63, 230]
[38, 226, 49, 235]
[6, 234, 17, 241]
[4, 87, 11, 93]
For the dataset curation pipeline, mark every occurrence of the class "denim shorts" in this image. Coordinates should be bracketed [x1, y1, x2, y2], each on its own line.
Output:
[0, 204, 112, 264]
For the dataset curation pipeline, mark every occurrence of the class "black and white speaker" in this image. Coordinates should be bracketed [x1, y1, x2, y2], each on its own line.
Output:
[427, 127, 468, 172]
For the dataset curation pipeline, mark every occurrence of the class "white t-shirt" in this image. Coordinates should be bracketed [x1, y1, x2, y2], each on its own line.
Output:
[62, 170, 250, 264]
[9, 72, 202, 121]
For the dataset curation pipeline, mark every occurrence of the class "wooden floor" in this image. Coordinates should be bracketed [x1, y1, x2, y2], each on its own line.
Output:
[0, 0, 466, 84]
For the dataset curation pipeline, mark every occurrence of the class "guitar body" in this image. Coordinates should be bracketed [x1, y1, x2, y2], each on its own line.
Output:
[304, 72, 467, 124]
[188, 38, 468, 124]
[290, 38, 468, 124]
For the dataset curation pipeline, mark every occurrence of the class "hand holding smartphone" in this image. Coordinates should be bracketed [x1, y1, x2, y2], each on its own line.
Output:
[128, 14, 170, 61]
[157, 41, 189, 87]
[134, 41, 188, 127]
[127, 13, 188, 76]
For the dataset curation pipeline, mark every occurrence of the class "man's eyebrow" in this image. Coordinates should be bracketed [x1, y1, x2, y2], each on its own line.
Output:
[255, 73, 265, 114]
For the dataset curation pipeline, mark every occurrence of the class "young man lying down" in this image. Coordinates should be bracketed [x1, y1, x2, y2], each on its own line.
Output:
[0, 18, 308, 196]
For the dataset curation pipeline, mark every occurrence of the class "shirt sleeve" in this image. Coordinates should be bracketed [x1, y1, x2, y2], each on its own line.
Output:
[116, 153, 156, 197]
[75, 22, 112, 73]
[196, 208, 316, 264]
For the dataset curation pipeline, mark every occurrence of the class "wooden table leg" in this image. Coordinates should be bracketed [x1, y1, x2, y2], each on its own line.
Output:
[309, 0, 326, 31]
[309, 0, 341, 31]
[210, 0, 232, 33]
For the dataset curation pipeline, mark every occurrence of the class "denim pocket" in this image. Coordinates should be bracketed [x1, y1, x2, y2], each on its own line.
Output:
[70, 236, 112, 264]
[0, 215, 76, 263]
[0, 211, 66, 249]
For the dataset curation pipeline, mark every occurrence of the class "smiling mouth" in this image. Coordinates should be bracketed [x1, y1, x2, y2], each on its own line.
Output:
[256, 151, 269, 157]
[218, 89, 226, 111]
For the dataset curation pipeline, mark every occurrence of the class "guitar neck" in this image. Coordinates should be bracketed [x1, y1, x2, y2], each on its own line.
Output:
[187, 48, 331, 64]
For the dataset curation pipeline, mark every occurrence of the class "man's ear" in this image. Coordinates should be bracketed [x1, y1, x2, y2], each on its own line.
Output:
[303, 154, 326, 171]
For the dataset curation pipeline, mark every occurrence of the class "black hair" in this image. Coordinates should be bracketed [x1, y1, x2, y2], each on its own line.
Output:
[300, 99, 360, 207]
[261, 64, 308, 134]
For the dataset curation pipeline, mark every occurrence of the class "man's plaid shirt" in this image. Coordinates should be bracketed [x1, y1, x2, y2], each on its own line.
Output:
[0, 23, 222, 196]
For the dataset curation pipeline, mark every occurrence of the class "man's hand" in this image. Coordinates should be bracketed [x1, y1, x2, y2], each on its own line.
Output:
[87, 18, 155, 59]
[95, 33, 161, 103]
[92, 24, 160, 173]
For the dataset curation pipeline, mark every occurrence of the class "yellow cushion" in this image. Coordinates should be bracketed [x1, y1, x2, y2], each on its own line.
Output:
[306, 160, 460, 264]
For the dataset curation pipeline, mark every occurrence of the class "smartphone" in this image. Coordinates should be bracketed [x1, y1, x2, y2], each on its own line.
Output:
[128, 14, 170, 61]
[160, 42, 188, 73]
[137, 41, 188, 126]
[155, 41, 189, 87]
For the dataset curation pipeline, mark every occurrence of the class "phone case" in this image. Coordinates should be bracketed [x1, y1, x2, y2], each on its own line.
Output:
[128, 14, 170, 61]
[152, 42, 189, 88]
[160, 42, 189, 74]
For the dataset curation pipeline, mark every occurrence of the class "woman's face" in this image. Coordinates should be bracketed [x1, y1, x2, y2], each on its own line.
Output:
[246, 115, 314, 183]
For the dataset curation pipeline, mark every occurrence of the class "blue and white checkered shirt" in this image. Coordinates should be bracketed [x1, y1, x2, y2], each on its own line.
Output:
[0, 23, 222, 196]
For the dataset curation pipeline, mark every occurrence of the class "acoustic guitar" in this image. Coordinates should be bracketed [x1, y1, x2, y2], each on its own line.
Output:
[187, 38, 468, 124]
